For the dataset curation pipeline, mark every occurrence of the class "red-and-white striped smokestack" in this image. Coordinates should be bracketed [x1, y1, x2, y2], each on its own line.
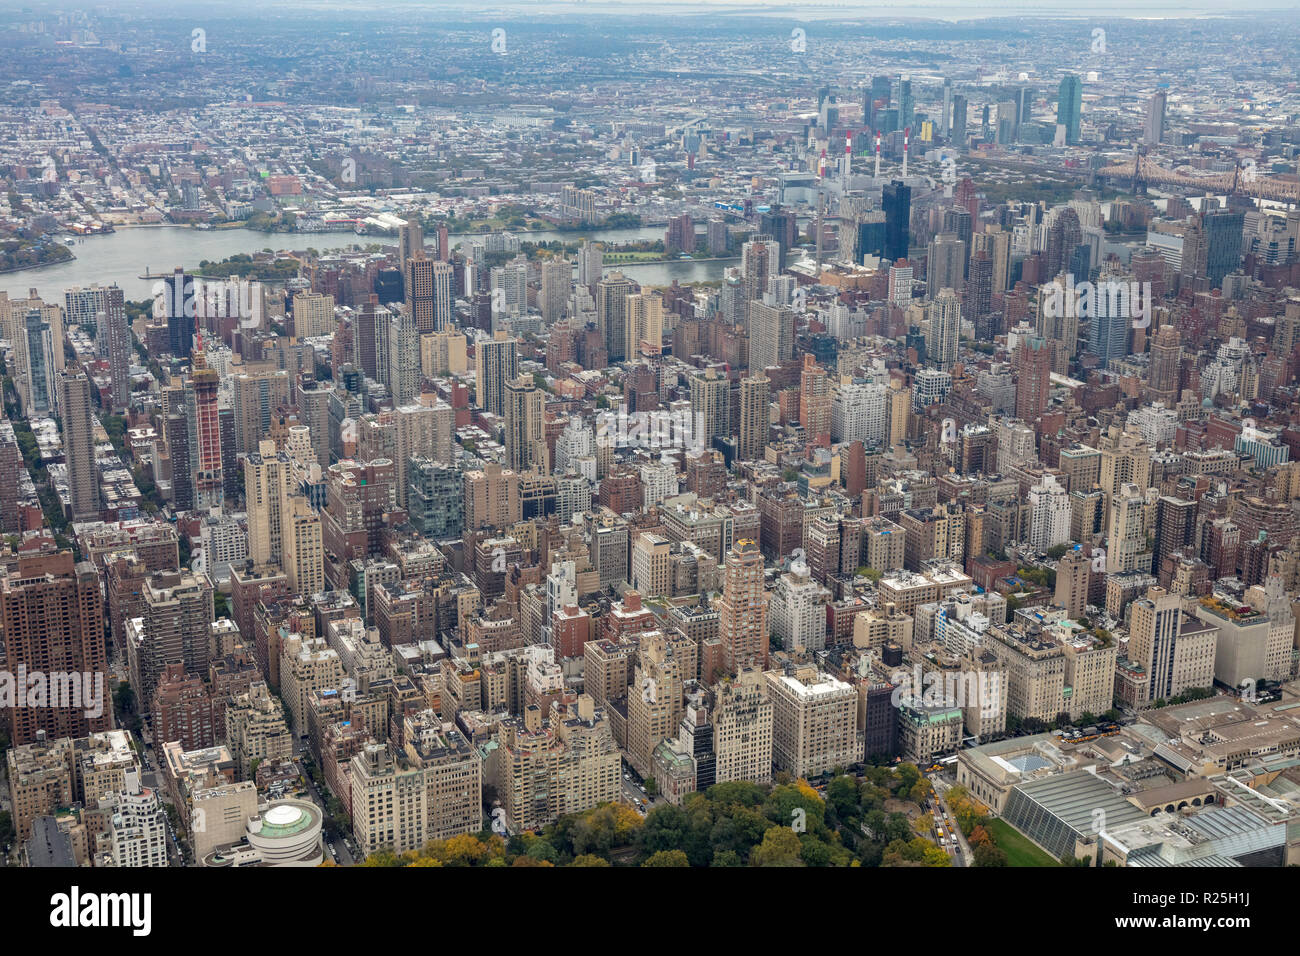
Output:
[875, 131, 881, 178]
[903, 126, 910, 178]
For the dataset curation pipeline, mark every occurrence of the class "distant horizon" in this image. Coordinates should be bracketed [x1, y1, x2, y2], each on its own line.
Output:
[6, 0, 1300, 23]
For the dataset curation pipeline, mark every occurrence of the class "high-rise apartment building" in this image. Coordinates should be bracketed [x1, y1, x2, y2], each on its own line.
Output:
[711, 668, 773, 785]
[799, 354, 832, 443]
[293, 291, 336, 338]
[475, 331, 519, 418]
[540, 259, 571, 324]
[927, 233, 966, 298]
[597, 272, 632, 363]
[59, 370, 99, 521]
[0, 552, 109, 746]
[689, 366, 730, 441]
[245, 440, 291, 567]
[738, 374, 771, 461]
[1128, 586, 1217, 705]
[765, 665, 860, 779]
[717, 539, 768, 674]
[504, 375, 547, 474]
[927, 288, 961, 372]
[625, 292, 664, 358]
[750, 301, 794, 373]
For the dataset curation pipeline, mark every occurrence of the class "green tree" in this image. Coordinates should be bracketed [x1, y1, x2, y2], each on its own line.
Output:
[973, 844, 1008, 867]
[750, 826, 805, 867]
[639, 803, 689, 859]
[642, 849, 690, 867]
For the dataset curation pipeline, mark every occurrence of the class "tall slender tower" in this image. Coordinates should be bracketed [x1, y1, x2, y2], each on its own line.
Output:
[475, 331, 519, 418]
[60, 370, 99, 521]
[738, 374, 771, 462]
[504, 375, 547, 474]
[799, 355, 831, 444]
[1148, 325, 1181, 406]
[596, 273, 632, 363]
[189, 333, 223, 510]
[718, 539, 768, 675]
[405, 254, 436, 333]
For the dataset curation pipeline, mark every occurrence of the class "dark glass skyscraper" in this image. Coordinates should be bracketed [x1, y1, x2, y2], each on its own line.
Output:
[1204, 208, 1244, 289]
[163, 268, 194, 359]
[883, 181, 911, 262]
[1057, 74, 1082, 144]
[867, 75, 892, 129]
[951, 94, 968, 143]
[898, 76, 914, 130]
[857, 219, 887, 264]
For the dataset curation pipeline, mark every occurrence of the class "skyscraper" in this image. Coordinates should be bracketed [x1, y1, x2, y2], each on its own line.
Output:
[355, 295, 384, 381]
[70, 285, 130, 413]
[1107, 483, 1147, 576]
[1148, 325, 1181, 405]
[689, 366, 730, 441]
[1153, 495, 1196, 574]
[927, 232, 966, 298]
[951, 94, 968, 143]
[1129, 585, 1216, 704]
[504, 375, 547, 474]
[883, 182, 911, 262]
[597, 272, 632, 363]
[928, 288, 962, 372]
[966, 249, 994, 335]
[1044, 207, 1082, 281]
[165, 412, 193, 512]
[245, 440, 291, 567]
[717, 540, 768, 675]
[1144, 90, 1167, 146]
[897, 76, 914, 130]
[404, 255, 436, 333]
[1203, 207, 1244, 289]
[749, 301, 794, 374]
[1054, 548, 1091, 619]
[738, 374, 770, 462]
[625, 292, 664, 358]
[18, 304, 57, 416]
[1, 551, 109, 745]
[578, 240, 603, 291]
[1013, 336, 1052, 423]
[475, 331, 519, 418]
[59, 370, 98, 521]
[189, 346, 223, 510]
[398, 217, 424, 281]
[162, 268, 194, 359]
[1016, 86, 1034, 133]
[799, 354, 832, 443]
[1056, 74, 1082, 145]
[540, 259, 571, 324]
[740, 237, 778, 325]
[387, 305, 420, 405]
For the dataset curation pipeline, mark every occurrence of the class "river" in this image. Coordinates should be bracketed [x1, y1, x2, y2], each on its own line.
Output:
[1, 224, 730, 301]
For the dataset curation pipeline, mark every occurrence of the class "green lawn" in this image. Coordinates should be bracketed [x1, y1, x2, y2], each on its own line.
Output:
[986, 819, 1059, 867]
